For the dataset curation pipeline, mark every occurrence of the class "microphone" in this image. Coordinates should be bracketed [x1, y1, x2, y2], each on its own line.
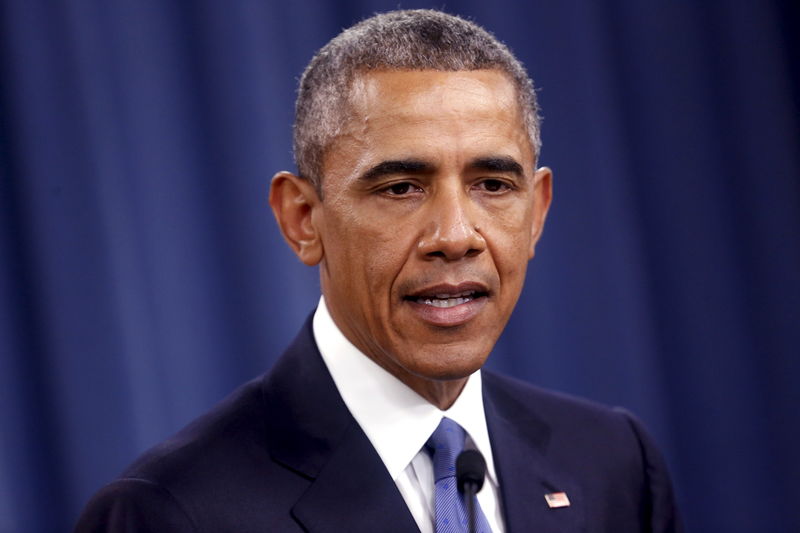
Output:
[457, 449, 487, 533]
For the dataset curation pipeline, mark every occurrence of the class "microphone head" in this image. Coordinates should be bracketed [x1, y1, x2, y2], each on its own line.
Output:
[456, 449, 487, 493]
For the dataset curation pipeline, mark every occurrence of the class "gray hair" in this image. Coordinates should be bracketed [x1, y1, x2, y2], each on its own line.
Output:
[293, 9, 541, 189]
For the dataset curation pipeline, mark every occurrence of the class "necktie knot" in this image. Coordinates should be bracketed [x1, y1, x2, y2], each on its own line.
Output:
[426, 417, 466, 482]
[425, 417, 492, 532]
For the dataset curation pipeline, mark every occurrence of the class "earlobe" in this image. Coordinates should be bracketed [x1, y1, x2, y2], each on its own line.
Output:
[529, 166, 553, 259]
[269, 171, 324, 266]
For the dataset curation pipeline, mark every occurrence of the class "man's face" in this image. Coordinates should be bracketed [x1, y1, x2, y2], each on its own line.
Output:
[313, 69, 551, 402]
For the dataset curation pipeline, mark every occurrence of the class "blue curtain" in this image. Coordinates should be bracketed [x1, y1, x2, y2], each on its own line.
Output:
[1, 1, 798, 531]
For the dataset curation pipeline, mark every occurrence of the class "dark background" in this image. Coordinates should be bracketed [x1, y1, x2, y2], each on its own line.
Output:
[1, 1, 798, 532]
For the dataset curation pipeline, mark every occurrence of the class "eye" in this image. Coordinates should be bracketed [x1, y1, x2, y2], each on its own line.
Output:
[476, 178, 512, 193]
[383, 182, 422, 196]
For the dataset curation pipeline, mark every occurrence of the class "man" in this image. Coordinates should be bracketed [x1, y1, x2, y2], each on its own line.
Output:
[75, 9, 682, 532]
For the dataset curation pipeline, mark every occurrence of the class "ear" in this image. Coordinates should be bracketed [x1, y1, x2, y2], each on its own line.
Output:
[529, 166, 553, 259]
[269, 171, 324, 266]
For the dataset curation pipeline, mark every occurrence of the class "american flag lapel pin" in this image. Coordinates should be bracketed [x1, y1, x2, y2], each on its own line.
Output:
[544, 492, 571, 508]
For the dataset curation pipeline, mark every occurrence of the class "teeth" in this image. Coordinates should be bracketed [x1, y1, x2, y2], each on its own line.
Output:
[434, 290, 473, 299]
[418, 296, 473, 308]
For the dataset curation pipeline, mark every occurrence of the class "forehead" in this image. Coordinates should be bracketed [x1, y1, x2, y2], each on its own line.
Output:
[320, 70, 532, 180]
[348, 69, 522, 125]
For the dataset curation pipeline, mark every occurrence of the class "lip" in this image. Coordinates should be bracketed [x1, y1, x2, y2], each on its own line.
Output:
[403, 282, 490, 327]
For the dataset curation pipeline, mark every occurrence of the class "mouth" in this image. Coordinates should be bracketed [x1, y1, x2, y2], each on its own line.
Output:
[403, 283, 490, 326]
[409, 289, 486, 307]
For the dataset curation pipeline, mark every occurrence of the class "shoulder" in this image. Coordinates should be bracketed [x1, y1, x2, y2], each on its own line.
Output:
[75, 375, 308, 532]
[482, 369, 635, 431]
[123, 376, 267, 482]
[483, 369, 657, 467]
[74, 318, 334, 532]
[73, 477, 198, 532]
[483, 370, 683, 532]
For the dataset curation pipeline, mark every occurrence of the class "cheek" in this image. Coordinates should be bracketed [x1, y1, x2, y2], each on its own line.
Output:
[485, 213, 534, 280]
[326, 211, 409, 292]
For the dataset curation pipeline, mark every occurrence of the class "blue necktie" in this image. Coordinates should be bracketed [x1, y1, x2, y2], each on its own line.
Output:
[426, 418, 492, 533]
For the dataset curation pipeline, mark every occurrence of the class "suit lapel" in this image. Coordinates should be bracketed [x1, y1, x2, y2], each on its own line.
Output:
[261, 318, 419, 532]
[483, 374, 585, 533]
[291, 422, 419, 532]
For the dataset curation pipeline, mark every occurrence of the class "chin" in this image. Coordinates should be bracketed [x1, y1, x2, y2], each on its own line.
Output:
[409, 346, 490, 381]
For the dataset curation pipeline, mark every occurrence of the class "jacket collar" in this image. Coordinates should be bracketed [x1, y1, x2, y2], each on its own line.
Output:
[260, 316, 419, 532]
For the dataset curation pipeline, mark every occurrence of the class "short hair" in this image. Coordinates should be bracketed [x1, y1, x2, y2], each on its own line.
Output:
[293, 9, 542, 190]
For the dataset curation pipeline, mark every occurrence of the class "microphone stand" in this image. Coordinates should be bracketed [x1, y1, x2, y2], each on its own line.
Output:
[456, 449, 487, 533]
[464, 481, 478, 533]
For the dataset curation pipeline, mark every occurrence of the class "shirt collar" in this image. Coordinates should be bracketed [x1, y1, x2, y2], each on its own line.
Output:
[312, 296, 497, 484]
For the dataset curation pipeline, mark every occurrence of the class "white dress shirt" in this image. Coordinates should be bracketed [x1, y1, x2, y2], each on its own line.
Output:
[313, 297, 505, 533]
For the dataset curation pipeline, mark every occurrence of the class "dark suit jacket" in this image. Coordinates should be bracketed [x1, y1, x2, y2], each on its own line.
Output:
[74, 318, 682, 532]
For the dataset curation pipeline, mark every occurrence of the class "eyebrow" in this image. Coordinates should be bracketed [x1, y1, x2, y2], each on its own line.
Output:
[358, 159, 434, 182]
[468, 156, 525, 177]
[357, 155, 524, 182]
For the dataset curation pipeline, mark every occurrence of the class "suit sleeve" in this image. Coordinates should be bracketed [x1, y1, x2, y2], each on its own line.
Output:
[616, 409, 684, 533]
[73, 478, 198, 533]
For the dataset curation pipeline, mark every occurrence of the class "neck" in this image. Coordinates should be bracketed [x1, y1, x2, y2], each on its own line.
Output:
[396, 373, 468, 410]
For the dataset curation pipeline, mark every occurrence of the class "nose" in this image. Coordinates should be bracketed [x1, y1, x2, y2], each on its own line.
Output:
[417, 189, 486, 261]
